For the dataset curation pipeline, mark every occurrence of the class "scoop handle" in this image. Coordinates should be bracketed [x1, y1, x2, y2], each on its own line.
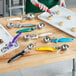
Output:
[8, 51, 25, 63]
[12, 32, 22, 43]
[35, 4, 51, 13]
[58, 38, 74, 42]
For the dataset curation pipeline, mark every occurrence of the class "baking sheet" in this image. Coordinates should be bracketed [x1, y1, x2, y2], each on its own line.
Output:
[38, 5, 76, 37]
[0, 24, 19, 56]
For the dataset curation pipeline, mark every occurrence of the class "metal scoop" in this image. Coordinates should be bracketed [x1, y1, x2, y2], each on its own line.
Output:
[8, 43, 34, 63]
[7, 13, 35, 21]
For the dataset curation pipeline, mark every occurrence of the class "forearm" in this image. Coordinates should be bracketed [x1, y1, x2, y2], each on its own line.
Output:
[30, 0, 48, 12]
[30, 0, 39, 5]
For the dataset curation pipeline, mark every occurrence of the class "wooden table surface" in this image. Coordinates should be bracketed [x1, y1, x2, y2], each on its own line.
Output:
[0, 8, 76, 74]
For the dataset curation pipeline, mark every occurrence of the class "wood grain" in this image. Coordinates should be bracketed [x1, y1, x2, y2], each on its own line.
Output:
[0, 8, 76, 74]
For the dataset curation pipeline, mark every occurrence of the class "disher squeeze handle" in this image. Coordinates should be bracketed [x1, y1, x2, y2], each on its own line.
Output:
[12, 32, 22, 43]
[35, 4, 51, 13]
[8, 51, 25, 63]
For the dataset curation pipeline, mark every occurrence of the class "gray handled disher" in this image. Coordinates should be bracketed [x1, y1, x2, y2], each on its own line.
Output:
[6, 23, 36, 28]
[6, 23, 45, 29]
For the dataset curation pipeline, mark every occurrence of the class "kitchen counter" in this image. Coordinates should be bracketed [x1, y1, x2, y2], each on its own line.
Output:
[0, 8, 76, 74]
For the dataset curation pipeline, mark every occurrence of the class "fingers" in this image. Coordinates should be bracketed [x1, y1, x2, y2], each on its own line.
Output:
[39, 3, 48, 12]
[59, 0, 66, 8]
[40, 5, 45, 11]
[43, 6, 46, 11]
[39, 4, 43, 10]
[43, 6, 48, 12]
[61, 2, 66, 7]
[42, 6, 45, 11]
[63, 2, 66, 8]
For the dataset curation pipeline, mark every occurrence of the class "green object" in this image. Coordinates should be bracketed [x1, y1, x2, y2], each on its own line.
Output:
[25, 0, 60, 14]
[16, 27, 36, 33]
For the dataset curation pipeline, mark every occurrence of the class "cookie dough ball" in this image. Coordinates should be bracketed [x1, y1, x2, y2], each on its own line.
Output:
[56, 10, 61, 15]
[47, 16, 53, 20]
[71, 27, 76, 32]
[0, 39, 3, 44]
[67, 16, 72, 20]
[59, 21, 64, 26]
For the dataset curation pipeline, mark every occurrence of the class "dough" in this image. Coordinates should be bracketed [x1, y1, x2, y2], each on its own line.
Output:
[71, 27, 76, 32]
[56, 10, 61, 15]
[0, 39, 3, 44]
[59, 21, 64, 26]
[47, 16, 53, 20]
[67, 16, 72, 20]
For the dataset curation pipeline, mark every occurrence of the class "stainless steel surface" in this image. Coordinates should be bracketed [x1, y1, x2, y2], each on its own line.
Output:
[0, 0, 6, 17]
[7, 0, 25, 16]
[0, 0, 3, 15]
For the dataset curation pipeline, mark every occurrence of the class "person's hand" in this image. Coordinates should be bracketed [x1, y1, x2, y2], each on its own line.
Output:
[37, 3, 48, 12]
[30, 0, 48, 12]
[59, 0, 66, 7]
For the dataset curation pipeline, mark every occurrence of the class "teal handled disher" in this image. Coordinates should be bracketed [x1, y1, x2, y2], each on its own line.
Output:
[51, 39, 59, 44]
[51, 38, 74, 43]
[16, 27, 36, 33]
[58, 38, 74, 42]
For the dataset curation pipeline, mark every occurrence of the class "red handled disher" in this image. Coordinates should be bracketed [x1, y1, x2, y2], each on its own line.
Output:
[35, 4, 55, 16]
[35, 4, 51, 13]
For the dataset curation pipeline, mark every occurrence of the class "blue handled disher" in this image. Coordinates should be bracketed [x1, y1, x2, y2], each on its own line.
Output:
[51, 38, 74, 43]
[58, 38, 74, 42]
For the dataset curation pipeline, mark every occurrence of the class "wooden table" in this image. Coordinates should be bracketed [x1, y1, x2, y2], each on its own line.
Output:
[0, 8, 76, 74]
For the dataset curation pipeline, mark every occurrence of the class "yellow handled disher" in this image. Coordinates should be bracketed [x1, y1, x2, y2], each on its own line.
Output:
[36, 44, 69, 52]
[36, 47, 57, 52]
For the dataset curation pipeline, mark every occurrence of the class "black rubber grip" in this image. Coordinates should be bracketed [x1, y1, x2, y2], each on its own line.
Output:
[8, 51, 25, 63]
